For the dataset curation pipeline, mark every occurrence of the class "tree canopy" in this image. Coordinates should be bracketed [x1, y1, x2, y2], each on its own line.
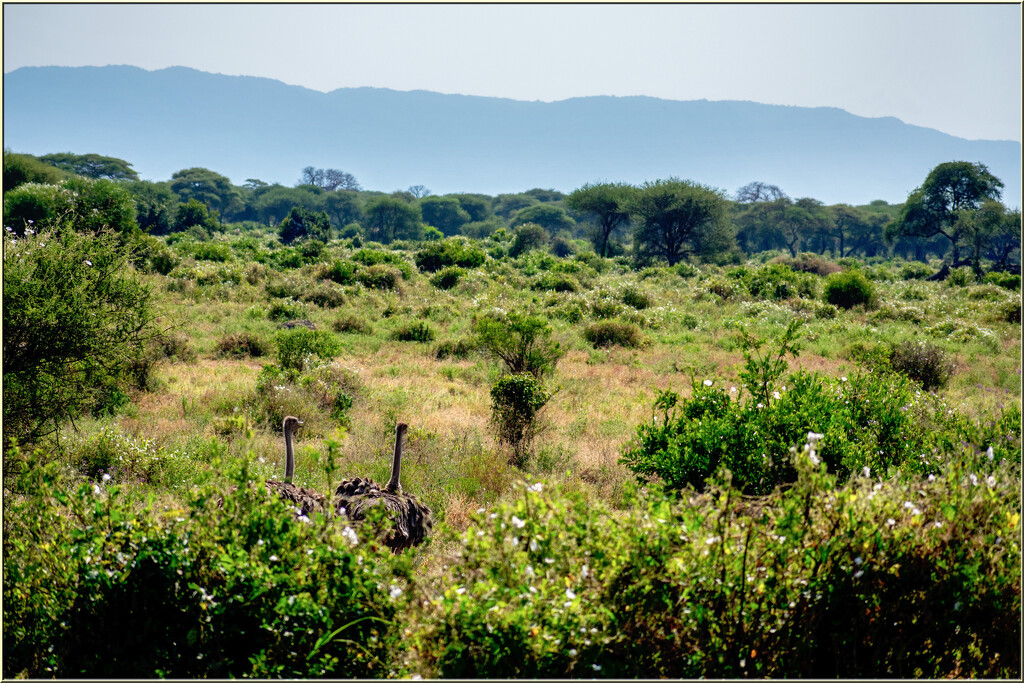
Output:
[567, 182, 635, 257]
[38, 152, 139, 181]
[628, 179, 732, 265]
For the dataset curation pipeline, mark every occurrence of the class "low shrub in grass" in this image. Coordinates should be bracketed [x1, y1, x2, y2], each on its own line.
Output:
[900, 261, 934, 280]
[619, 320, 985, 494]
[745, 263, 818, 300]
[176, 240, 232, 263]
[983, 270, 1021, 291]
[945, 266, 976, 287]
[2, 455, 403, 678]
[414, 238, 486, 273]
[302, 284, 346, 309]
[325, 259, 359, 285]
[401, 460, 1021, 678]
[775, 253, 843, 276]
[489, 372, 554, 467]
[331, 314, 372, 335]
[267, 300, 304, 321]
[391, 320, 437, 343]
[620, 285, 653, 310]
[888, 339, 956, 391]
[275, 327, 343, 371]
[473, 312, 564, 379]
[351, 248, 413, 279]
[216, 332, 271, 358]
[532, 271, 580, 293]
[356, 264, 401, 291]
[429, 266, 466, 290]
[583, 320, 643, 349]
[434, 338, 474, 360]
[823, 269, 876, 309]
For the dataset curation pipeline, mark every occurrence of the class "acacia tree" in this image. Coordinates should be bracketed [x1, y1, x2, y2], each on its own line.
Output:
[279, 206, 332, 244]
[300, 167, 361, 191]
[567, 182, 635, 257]
[363, 196, 422, 243]
[886, 161, 1004, 266]
[628, 179, 732, 265]
[38, 152, 139, 181]
[169, 167, 243, 220]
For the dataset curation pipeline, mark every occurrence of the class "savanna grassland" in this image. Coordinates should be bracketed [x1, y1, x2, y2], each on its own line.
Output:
[3, 157, 1021, 678]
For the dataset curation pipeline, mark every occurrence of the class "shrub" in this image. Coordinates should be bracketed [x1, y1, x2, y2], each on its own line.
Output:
[945, 266, 976, 287]
[325, 259, 359, 285]
[414, 239, 486, 273]
[357, 264, 401, 291]
[746, 263, 818, 300]
[823, 270, 876, 309]
[3, 229, 153, 444]
[473, 312, 564, 379]
[331, 314, 372, 335]
[302, 284, 346, 309]
[351, 248, 413, 278]
[429, 266, 466, 290]
[279, 206, 331, 244]
[583, 321, 643, 349]
[267, 300, 304, 321]
[275, 328, 343, 371]
[391, 321, 437, 343]
[532, 272, 579, 293]
[620, 285, 653, 310]
[509, 223, 549, 257]
[434, 339, 474, 361]
[888, 340, 956, 391]
[490, 373, 554, 467]
[900, 261, 934, 280]
[776, 253, 843, 276]
[216, 332, 271, 358]
[983, 270, 1021, 290]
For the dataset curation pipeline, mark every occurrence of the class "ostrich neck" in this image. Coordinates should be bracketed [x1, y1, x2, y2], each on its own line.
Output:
[386, 431, 403, 493]
[285, 423, 295, 483]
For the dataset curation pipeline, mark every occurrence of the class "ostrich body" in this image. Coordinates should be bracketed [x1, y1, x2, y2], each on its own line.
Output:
[264, 415, 327, 517]
[334, 423, 433, 552]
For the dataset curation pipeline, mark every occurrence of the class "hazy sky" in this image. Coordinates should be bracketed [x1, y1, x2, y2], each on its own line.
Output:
[3, 2, 1021, 142]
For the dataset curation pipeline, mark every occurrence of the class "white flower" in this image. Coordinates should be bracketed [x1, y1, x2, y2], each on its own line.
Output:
[525, 565, 535, 577]
[528, 482, 543, 493]
[269, 555, 278, 562]
[986, 475, 996, 487]
[581, 564, 590, 579]
[565, 588, 576, 600]
[773, 391, 781, 400]
[455, 586, 466, 595]
[886, 518, 896, 527]
[529, 538, 540, 552]
[92, 484, 102, 496]
[854, 570, 864, 579]
[703, 379, 713, 387]
[568, 648, 578, 656]
[592, 664, 602, 671]
[841, 376, 848, 382]
[969, 473, 979, 486]
[342, 526, 359, 546]
[729, 386, 737, 393]
[102, 473, 112, 482]
[389, 585, 403, 599]
[807, 431, 824, 444]
[511, 515, 526, 529]
[84, 259, 93, 266]
[986, 446, 995, 461]
[862, 466, 871, 478]
[756, 403, 764, 409]
[854, 556, 863, 565]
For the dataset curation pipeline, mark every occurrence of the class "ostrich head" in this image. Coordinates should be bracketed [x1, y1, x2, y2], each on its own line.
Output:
[283, 415, 303, 482]
[386, 423, 409, 494]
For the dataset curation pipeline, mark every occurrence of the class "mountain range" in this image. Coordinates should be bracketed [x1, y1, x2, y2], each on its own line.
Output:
[3, 65, 1020, 207]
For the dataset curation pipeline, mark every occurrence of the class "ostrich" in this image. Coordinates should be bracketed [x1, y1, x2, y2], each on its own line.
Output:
[334, 422, 433, 552]
[263, 415, 327, 518]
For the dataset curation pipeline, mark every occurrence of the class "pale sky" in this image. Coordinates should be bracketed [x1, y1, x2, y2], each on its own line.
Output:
[3, 2, 1022, 142]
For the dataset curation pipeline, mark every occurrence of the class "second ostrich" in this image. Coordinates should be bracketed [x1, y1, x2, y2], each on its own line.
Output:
[334, 423, 433, 552]
[264, 415, 327, 518]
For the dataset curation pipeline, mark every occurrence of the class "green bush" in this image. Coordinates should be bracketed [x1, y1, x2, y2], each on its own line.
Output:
[216, 332, 271, 358]
[2, 457, 402, 678]
[619, 321, 969, 493]
[402, 463, 1021, 678]
[620, 285, 653, 310]
[490, 373, 554, 467]
[3, 229, 153, 444]
[351, 249, 413, 278]
[357, 264, 401, 291]
[888, 340, 956, 391]
[583, 321, 643, 349]
[983, 270, 1021, 291]
[414, 238, 486, 273]
[267, 300, 305, 321]
[177, 239, 232, 263]
[745, 263, 818, 300]
[509, 223, 549, 257]
[532, 271, 580, 293]
[391, 321, 437, 343]
[900, 261, 934, 280]
[302, 284, 346, 309]
[473, 312, 564, 379]
[279, 206, 331, 245]
[331, 314, 373, 335]
[325, 259, 359, 285]
[275, 328, 343, 371]
[429, 266, 466, 290]
[434, 339, 474, 361]
[945, 266, 976, 287]
[823, 270, 876, 309]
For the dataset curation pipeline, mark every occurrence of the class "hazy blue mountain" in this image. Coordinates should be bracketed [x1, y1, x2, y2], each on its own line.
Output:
[4, 65, 1020, 207]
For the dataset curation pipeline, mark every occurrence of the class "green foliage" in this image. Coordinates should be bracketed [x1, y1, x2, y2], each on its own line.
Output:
[619, 320, 976, 493]
[279, 206, 332, 244]
[356, 265, 402, 291]
[169, 167, 242, 220]
[628, 178, 732, 266]
[823, 269, 877, 309]
[430, 266, 466, 290]
[743, 263, 819, 300]
[2, 456, 402, 678]
[332, 314, 373, 335]
[473, 311, 564, 379]
[38, 152, 139, 181]
[511, 204, 575, 233]
[489, 373, 554, 467]
[363, 196, 422, 243]
[176, 238, 232, 262]
[583, 321, 643, 349]
[275, 328, 343, 371]
[509, 222, 550, 257]
[414, 238, 486, 273]
[419, 196, 471, 236]
[3, 150, 68, 191]
[391, 321, 437, 343]
[4, 177, 139, 238]
[351, 248, 413, 278]
[434, 338, 474, 361]
[3, 229, 153, 444]
[944, 266, 976, 287]
[325, 259, 359, 285]
[888, 340, 956, 391]
[215, 332, 271, 359]
[402, 463, 1020, 678]
[983, 270, 1021, 290]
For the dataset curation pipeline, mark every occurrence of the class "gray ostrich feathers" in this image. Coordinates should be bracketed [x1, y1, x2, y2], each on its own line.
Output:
[334, 423, 433, 552]
[263, 415, 327, 518]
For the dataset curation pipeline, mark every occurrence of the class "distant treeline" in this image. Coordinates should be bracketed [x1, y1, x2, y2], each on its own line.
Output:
[4, 151, 1020, 272]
